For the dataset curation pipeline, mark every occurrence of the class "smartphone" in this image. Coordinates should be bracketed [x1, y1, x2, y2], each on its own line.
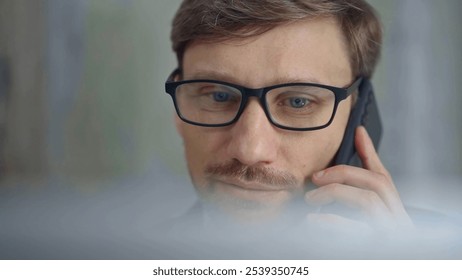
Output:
[333, 78, 382, 167]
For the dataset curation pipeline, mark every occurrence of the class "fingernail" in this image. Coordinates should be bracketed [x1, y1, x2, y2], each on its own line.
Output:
[315, 170, 325, 178]
[305, 190, 316, 201]
[305, 191, 312, 201]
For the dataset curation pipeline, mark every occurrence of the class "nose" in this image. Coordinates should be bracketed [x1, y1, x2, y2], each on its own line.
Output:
[226, 98, 279, 166]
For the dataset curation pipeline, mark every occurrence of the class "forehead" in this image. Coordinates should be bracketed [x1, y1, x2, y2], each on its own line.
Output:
[182, 17, 353, 88]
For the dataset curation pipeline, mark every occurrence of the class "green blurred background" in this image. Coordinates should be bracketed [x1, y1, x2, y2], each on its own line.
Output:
[0, 0, 184, 185]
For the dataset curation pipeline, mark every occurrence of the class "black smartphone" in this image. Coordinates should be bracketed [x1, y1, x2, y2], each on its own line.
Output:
[333, 78, 382, 167]
[304, 79, 383, 217]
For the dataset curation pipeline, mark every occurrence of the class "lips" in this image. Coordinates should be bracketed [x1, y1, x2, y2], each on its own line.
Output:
[204, 160, 299, 189]
[205, 176, 295, 206]
[213, 177, 289, 192]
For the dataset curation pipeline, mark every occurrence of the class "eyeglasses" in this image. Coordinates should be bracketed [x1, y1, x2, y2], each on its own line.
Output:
[165, 69, 362, 131]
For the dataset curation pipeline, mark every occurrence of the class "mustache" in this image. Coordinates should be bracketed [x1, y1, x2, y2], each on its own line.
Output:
[205, 160, 298, 188]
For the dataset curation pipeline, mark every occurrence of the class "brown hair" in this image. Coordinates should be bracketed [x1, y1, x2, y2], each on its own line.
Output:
[171, 0, 382, 78]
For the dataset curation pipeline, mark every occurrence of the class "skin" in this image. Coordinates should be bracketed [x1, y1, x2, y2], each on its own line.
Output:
[175, 17, 413, 230]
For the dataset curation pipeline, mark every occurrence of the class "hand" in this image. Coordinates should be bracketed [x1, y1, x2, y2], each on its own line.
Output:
[305, 126, 413, 234]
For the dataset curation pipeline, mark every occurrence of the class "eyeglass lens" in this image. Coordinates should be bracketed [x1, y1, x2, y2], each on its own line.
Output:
[174, 82, 336, 129]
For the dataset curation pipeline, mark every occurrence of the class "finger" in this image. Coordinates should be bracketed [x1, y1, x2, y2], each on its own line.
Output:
[305, 183, 394, 225]
[310, 169, 412, 226]
[312, 164, 400, 208]
[355, 126, 389, 176]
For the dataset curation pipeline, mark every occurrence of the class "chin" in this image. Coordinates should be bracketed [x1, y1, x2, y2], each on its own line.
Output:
[198, 182, 302, 225]
[207, 199, 287, 224]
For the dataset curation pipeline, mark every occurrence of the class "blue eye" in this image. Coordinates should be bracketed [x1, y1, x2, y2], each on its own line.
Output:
[213, 92, 230, 102]
[289, 97, 309, 108]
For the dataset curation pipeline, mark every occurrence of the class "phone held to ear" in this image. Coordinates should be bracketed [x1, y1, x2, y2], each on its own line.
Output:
[334, 78, 382, 167]
[307, 79, 383, 219]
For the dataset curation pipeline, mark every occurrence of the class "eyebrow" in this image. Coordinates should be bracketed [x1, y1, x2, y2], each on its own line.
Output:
[184, 70, 324, 86]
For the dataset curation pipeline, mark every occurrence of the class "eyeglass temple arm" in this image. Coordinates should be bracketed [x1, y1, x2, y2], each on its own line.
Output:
[346, 77, 364, 96]
[166, 68, 182, 82]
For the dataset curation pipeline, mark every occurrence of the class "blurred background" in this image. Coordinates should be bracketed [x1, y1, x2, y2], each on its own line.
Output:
[0, 0, 461, 258]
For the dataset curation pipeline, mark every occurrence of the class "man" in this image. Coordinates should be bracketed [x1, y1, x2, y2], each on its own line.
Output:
[165, 0, 413, 234]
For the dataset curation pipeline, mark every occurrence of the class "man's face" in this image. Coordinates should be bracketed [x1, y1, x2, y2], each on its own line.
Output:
[176, 17, 353, 221]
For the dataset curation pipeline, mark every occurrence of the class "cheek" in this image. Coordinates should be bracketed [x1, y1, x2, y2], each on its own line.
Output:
[180, 125, 226, 186]
[282, 134, 337, 181]
[284, 98, 351, 180]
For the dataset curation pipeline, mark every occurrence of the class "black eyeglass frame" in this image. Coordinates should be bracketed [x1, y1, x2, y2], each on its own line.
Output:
[165, 69, 363, 131]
